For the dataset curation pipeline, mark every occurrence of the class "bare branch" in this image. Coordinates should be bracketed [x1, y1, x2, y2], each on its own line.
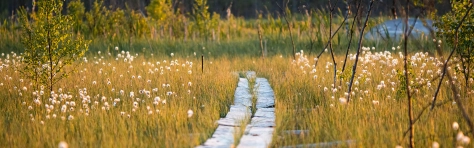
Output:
[314, 8, 350, 66]
[276, 2, 296, 60]
[341, 0, 362, 73]
[346, 0, 375, 103]
[446, 70, 474, 136]
[257, 24, 265, 59]
[327, 0, 337, 89]
[399, 99, 452, 144]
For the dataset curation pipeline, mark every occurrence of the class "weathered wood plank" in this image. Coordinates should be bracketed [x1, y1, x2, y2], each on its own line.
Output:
[199, 74, 277, 148]
[237, 127, 274, 148]
[238, 77, 275, 148]
[279, 140, 356, 148]
[196, 126, 236, 148]
[198, 77, 252, 148]
[255, 78, 275, 108]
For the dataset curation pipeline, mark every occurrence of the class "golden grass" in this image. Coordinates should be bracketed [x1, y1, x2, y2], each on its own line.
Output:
[0, 52, 238, 147]
[0, 46, 472, 147]
[253, 49, 473, 147]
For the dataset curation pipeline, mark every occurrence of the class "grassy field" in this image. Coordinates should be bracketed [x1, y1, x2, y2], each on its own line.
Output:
[257, 50, 473, 147]
[0, 51, 243, 147]
[1, 43, 472, 147]
[0, 8, 472, 147]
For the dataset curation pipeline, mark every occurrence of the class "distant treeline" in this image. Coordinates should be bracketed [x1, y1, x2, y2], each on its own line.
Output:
[0, 0, 451, 20]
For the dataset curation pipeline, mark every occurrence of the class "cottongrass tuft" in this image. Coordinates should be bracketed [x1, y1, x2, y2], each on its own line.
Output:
[453, 122, 459, 131]
[372, 100, 379, 105]
[338, 98, 347, 104]
[457, 131, 465, 141]
[68, 115, 74, 120]
[461, 136, 471, 145]
[187, 109, 194, 118]
[58, 141, 68, 148]
[432, 142, 439, 148]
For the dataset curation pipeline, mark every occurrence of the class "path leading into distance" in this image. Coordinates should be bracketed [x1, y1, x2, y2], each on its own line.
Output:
[197, 72, 275, 148]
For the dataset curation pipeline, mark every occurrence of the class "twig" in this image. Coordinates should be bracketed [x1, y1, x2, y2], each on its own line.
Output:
[276, 2, 296, 60]
[201, 55, 204, 73]
[399, 99, 451, 144]
[446, 66, 474, 136]
[328, 0, 337, 89]
[258, 24, 265, 59]
[346, 0, 375, 103]
[314, 8, 350, 66]
[341, 0, 362, 73]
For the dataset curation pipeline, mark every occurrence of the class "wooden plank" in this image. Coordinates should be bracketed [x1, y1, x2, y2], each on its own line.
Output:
[198, 77, 252, 148]
[255, 78, 275, 108]
[238, 77, 276, 148]
[196, 126, 236, 148]
[199, 74, 277, 148]
[237, 127, 274, 148]
[280, 140, 356, 148]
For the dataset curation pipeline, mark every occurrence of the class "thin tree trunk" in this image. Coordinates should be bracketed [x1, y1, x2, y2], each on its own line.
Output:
[392, 0, 398, 19]
[276, 2, 296, 60]
[47, 9, 54, 96]
[258, 24, 265, 59]
[341, 0, 362, 73]
[403, 0, 414, 147]
[346, 0, 375, 102]
[328, 0, 337, 89]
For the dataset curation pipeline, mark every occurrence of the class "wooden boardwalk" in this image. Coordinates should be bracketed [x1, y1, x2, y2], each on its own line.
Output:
[237, 78, 275, 148]
[197, 72, 276, 148]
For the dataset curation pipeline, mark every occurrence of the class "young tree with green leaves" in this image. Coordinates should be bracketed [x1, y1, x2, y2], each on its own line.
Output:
[146, 0, 174, 22]
[67, 0, 85, 34]
[85, 0, 108, 37]
[435, 0, 474, 86]
[192, 0, 220, 40]
[18, 0, 89, 96]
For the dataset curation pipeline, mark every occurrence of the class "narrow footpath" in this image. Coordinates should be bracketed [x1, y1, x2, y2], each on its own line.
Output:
[197, 72, 275, 148]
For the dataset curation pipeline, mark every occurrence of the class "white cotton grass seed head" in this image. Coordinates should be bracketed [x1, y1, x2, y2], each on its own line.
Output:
[457, 131, 465, 141]
[154, 97, 161, 102]
[453, 122, 459, 130]
[338, 98, 347, 104]
[432, 142, 439, 148]
[58, 141, 68, 148]
[372, 100, 379, 105]
[187, 109, 193, 118]
[461, 136, 471, 145]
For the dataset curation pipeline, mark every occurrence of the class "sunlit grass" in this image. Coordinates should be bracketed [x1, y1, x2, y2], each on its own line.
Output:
[0, 41, 472, 147]
[0, 51, 239, 147]
[255, 48, 473, 147]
